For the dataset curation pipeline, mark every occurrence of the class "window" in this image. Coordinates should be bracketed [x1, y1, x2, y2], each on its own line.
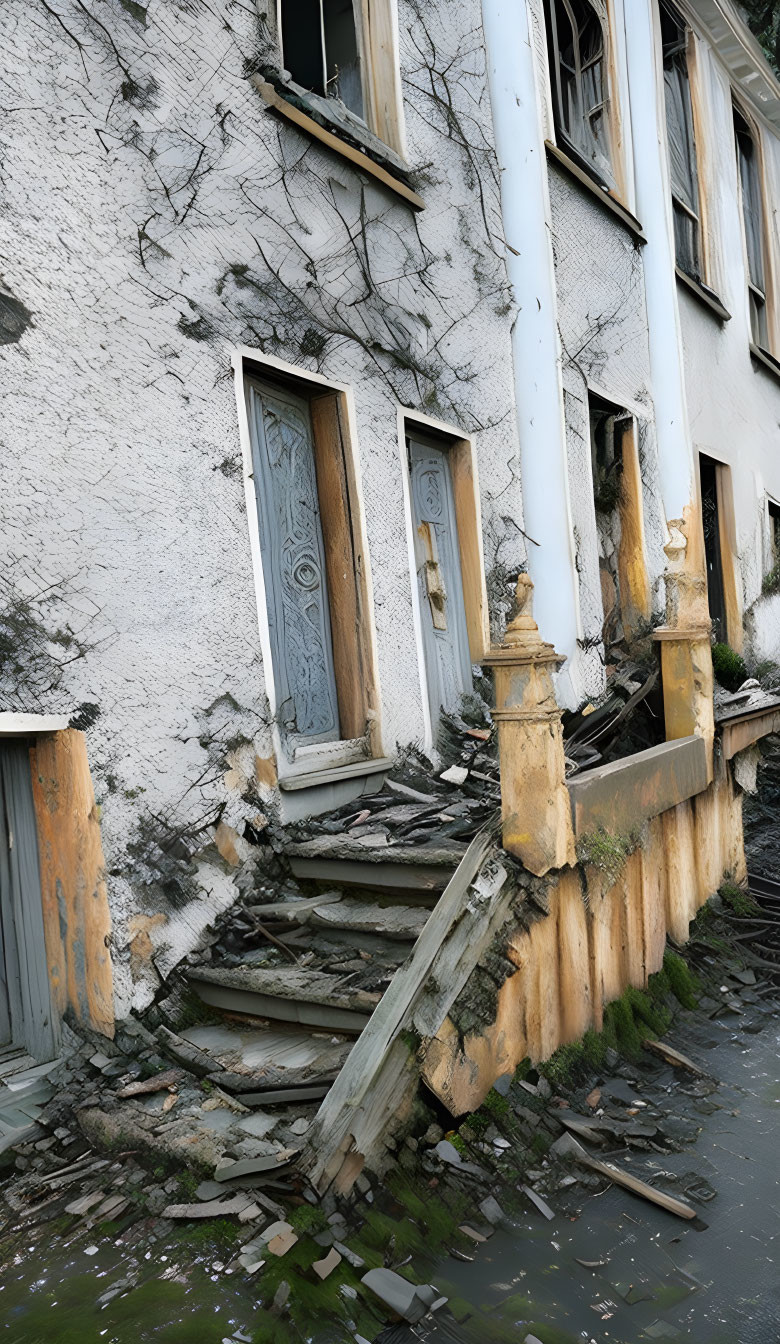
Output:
[734, 105, 769, 350]
[699, 454, 727, 641]
[544, 0, 615, 189]
[281, 0, 364, 121]
[660, 1, 701, 281]
[588, 394, 650, 649]
[768, 499, 780, 568]
[276, 0, 403, 154]
[243, 368, 377, 773]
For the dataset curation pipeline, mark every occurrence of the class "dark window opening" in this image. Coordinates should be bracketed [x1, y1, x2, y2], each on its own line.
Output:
[544, 0, 615, 190]
[734, 106, 769, 350]
[660, 0, 701, 281]
[769, 500, 780, 566]
[281, 0, 364, 121]
[699, 454, 727, 641]
[589, 395, 632, 651]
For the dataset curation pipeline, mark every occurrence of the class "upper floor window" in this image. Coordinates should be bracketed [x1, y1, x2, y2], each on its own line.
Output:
[276, 0, 404, 155]
[281, 0, 364, 121]
[734, 105, 769, 350]
[544, 0, 615, 189]
[660, 0, 701, 281]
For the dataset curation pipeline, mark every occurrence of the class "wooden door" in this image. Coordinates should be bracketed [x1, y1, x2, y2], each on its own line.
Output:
[247, 380, 341, 759]
[0, 740, 57, 1060]
[408, 433, 472, 737]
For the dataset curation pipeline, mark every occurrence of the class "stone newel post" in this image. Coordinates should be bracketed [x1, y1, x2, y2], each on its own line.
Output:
[652, 522, 714, 778]
[483, 575, 576, 877]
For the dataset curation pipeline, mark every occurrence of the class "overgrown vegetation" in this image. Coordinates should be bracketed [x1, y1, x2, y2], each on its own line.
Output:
[712, 641, 748, 692]
[576, 825, 640, 885]
[740, 0, 780, 79]
[539, 949, 699, 1087]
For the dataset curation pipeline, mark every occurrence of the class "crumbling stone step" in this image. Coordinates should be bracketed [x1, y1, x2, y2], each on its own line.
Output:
[284, 835, 464, 893]
[308, 899, 429, 941]
[187, 966, 377, 1033]
[179, 1021, 352, 1085]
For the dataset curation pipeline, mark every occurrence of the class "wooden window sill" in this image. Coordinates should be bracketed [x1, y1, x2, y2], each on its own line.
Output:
[750, 342, 780, 383]
[675, 267, 731, 322]
[545, 140, 646, 243]
[250, 75, 423, 210]
[278, 756, 393, 792]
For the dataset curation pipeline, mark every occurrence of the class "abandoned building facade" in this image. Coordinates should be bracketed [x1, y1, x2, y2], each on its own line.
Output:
[2, 0, 780, 1160]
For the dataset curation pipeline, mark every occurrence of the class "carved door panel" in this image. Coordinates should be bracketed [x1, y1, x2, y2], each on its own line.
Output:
[0, 740, 56, 1060]
[408, 434, 472, 738]
[247, 381, 341, 758]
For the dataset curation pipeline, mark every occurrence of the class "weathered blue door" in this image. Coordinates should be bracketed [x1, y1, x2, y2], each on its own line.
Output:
[246, 380, 341, 759]
[408, 433, 472, 735]
[0, 740, 56, 1060]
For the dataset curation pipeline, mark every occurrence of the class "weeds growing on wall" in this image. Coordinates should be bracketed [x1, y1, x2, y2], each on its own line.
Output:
[712, 642, 748, 692]
[576, 825, 640, 885]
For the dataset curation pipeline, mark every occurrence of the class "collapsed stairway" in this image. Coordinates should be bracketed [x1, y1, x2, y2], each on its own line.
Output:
[167, 832, 468, 1160]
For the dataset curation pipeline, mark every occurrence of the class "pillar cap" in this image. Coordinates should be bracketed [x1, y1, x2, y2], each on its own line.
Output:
[482, 574, 566, 668]
[653, 624, 712, 641]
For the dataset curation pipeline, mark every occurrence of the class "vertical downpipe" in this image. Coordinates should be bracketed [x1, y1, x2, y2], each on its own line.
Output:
[481, 0, 582, 706]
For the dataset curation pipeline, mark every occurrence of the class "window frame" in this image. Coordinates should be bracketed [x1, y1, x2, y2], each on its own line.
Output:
[659, 0, 705, 285]
[274, 0, 404, 159]
[733, 99, 774, 358]
[233, 349, 383, 784]
[543, 0, 619, 194]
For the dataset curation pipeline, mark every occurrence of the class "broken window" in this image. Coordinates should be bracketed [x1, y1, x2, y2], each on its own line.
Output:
[244, 370, 374, 771]
[734, 106, 769, 350]
[281, 0, 364, 121]
[544, 0, 615, 189]
[699, 454, 727, 642]
[660, 1, 701, 281]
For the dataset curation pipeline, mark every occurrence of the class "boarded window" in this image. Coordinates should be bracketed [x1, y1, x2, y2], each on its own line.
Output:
[734, 106, 769, 350]
[544, 0, 615, 189]
[281, 0, 365, 120]
[660, 1, 701, 281]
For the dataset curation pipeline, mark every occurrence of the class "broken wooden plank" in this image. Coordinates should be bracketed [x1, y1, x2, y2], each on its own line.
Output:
[163, 1194, 255, 1219]
[553, 1131, 696, 1220]
[116, 1069, 183, 1098]
[643, 1038, 705, 1076]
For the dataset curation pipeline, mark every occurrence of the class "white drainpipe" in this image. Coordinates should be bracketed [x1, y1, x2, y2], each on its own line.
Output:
[482, 0, 583, 705]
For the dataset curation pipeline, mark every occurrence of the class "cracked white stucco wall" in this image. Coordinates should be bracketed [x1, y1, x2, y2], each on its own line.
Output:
[0, 0, 525, 1012]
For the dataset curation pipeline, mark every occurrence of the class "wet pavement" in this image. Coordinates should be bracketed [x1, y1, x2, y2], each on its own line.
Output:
[411, 998, 780, 1344]
[2, 988, 779, 1342]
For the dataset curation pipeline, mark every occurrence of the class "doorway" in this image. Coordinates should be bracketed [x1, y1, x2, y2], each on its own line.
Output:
[0, 739, 57, 1060]
[699, 454, 728, 642]
[408, 431, 473, 739]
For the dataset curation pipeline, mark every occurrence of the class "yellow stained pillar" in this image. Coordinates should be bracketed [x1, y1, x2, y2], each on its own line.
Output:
[652, 520, 714, 778]
[483, 575, 576, 877]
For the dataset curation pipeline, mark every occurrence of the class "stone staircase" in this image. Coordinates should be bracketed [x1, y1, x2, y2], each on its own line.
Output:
[176, 838, 465, 1137]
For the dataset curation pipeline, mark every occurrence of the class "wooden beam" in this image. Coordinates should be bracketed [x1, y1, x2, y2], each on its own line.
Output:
[250, 78, 423, 210]
[567, 735, 709, 837]
[29, 730, 114, 1040]
[449, 438, 490, 662]
[310, 392, 367, 742]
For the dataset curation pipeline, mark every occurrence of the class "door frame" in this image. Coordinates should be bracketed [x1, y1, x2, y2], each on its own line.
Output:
[397, 407, 490, 752]
[232, 349, 382, 781]
[0, 726, 66, 1061]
